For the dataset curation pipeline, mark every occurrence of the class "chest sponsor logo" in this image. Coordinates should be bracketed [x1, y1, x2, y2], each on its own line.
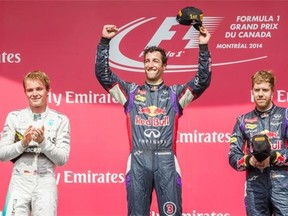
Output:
[135, 115, 169, 126]
[139, 105, 166, 117]
[264, 130, 279, 139]
[245, 117, 258, 123]
[262, 130, 282, 150]
[272, 114, 282, 120]
[271, 140, 282, 150]
[245, 123, 257, 129]
[135, 94, 146, 102]
[144, 129, 161, 138]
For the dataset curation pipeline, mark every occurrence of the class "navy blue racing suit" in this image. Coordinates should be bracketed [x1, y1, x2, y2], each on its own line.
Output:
[95, 38, 211, 216]
[229, 105, 288, 216]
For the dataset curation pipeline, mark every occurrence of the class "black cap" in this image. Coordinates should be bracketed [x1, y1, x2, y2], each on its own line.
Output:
[251, 134, 271, 162]
[176, 6, 203, 31]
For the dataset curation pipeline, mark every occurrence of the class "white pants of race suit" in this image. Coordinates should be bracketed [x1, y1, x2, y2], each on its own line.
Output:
[2, 172, 57, 216]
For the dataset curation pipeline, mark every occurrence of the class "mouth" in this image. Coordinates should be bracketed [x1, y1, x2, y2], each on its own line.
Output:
[256, 99, 267, 105]
[257, 99, 266, 102]
[146, 67, 155, 72]
[32, 98, 40, 102]
[146, 67, 158, 74]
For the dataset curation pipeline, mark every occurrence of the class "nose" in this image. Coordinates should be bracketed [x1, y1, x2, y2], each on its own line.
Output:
[147, 61, 154, 68]
[258, 90, 264, 97]
[31, 89, 38, 96]
[145, 59, 154, 67]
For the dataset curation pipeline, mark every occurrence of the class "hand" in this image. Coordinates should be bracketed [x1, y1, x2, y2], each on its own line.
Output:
[199, 27, 211, 45]
[21, 126, 33, 147]
[249, 155, 270, 170]
[102, 25, 119, 39]
[31, 126, 45, 144]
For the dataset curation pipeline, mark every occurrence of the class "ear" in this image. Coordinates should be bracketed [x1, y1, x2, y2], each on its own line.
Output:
[47, 88, 51, 96]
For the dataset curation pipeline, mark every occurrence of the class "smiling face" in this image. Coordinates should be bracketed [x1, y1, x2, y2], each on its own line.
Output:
[23, 71, 51, 113]
[144, 51, 166, 85]
[24, 79, 49, 113]
[143, 46, 167, 85]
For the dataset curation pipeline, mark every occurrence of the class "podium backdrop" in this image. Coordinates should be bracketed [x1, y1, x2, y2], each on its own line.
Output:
[1, 0, 287, 215]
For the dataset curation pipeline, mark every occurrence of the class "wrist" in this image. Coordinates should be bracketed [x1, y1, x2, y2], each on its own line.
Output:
[199, 44, 208, 52]
[38, 137, 45, 144]
[270, 151, 282, 165]
[245, 155, 252, 168]
[100, 37, 111, 45]
[21, 140, 28, 148]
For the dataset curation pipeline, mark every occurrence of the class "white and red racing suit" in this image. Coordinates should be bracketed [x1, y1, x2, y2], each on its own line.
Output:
[95, 38, 211, 216]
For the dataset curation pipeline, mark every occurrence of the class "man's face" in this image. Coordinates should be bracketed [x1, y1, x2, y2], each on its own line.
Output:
[252, 81, 273, 111]
[144, 51, 166, 84]
[24, 79, 49, 113]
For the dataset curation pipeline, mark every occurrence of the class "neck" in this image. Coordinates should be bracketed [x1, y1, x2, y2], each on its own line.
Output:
[146, 79, 163, 85]
[30, 106, 47, 114]
[256, 103, 273, 112]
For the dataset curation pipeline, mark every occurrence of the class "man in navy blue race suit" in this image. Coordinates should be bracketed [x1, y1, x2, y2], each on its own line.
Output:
[229, 70, 288, 216]
[95, 24, 212, 216]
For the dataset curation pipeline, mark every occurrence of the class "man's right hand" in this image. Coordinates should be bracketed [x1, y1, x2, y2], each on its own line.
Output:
[21, 126, 33, 148]
[102, 25, 119, 39]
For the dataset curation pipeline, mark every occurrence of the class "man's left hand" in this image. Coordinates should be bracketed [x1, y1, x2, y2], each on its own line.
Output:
[31, 126, 45, 144]
[199, 27, 211, 44]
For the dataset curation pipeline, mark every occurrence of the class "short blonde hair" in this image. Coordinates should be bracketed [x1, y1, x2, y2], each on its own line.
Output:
[251, 70, 275, 91]
[23, 70, 50, 91]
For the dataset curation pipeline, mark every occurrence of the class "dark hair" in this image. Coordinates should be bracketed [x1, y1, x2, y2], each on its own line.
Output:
[252, 70, 275, 91]
[143, 46, 168, 65]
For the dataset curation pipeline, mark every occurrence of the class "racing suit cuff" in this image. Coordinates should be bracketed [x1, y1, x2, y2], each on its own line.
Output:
[38, 138, 45, 145]
[199, 44, 208, 52]
[39, 138, 48, 151]
[245, 155, 252, 168]
[100, 37, 111, 45]
[16, 141, 26, 153]
[270, 151, 280, 165]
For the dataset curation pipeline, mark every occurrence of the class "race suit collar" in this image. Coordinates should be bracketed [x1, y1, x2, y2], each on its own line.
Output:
[254, 103, 275, 118]
[145, 81, 164, 92]
[29, 107, 49, 120]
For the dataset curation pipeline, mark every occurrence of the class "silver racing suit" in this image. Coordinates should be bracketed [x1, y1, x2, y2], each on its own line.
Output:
[0, 107, 70, 216]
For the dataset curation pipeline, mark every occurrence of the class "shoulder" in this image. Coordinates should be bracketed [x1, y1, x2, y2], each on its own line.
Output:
[7, 108, 28, 118]
[129, 82, 139, 92]
[47, 108, 69, 121]
[236, 110, 254, 122]
[169, 85, 181, 94]
[273, 106, 288, 117]
[274, 105, 287, 111]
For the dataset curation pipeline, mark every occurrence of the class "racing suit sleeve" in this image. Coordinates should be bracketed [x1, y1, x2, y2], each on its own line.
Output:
[0, 112, 27, 161]
[176, 44, 212, 109]
[39, 114, 71, 166]
[95, 37, 134, 106]
[228, 115, 251, 171]
[0, 111, 70, 166]
[270, 108, 288, 166]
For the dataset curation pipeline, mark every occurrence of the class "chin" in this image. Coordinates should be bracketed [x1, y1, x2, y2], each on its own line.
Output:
[257, 105, 269, 111]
